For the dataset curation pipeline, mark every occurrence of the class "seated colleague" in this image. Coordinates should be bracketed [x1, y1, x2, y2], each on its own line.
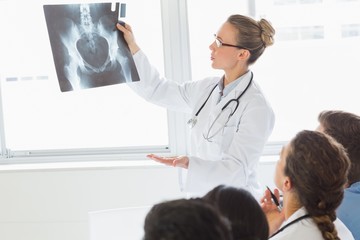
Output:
[261, 130, 354, 240]
[317, 110, 360, 240]
[143, 198, 232, 240]
[202, 185, 269, 240]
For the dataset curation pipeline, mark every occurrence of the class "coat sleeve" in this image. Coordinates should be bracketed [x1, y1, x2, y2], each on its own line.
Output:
[127, 50, 209, 113]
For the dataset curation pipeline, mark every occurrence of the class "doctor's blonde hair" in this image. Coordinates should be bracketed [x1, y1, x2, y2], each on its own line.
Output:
[227, 14, 275, 65]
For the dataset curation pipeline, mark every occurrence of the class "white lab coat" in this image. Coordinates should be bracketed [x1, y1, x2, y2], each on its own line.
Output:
[129, 50, 275, 199]
[270, 207, 354, 240]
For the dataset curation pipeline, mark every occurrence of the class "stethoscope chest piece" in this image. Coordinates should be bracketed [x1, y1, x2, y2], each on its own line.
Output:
[187, 116, 198, 128]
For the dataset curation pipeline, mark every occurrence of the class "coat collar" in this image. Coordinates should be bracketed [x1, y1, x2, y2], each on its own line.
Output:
[221, 70, 253, 101]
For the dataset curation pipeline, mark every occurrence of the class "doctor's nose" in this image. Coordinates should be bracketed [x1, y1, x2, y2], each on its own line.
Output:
[209, 41, 216, 50]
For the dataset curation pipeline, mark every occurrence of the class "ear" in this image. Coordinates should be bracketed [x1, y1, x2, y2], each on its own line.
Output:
[282, 176, 292, 192]
[238, 49, 250, 60]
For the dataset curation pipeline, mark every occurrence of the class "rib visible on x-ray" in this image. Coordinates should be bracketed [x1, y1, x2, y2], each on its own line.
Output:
[44, 3, 139, 92]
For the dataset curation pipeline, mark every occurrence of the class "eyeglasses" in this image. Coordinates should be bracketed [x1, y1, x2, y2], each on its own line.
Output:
[214, 34, 249, 50]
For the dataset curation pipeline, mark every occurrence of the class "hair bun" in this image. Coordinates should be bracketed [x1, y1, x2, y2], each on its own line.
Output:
[259, 18, 275, 47]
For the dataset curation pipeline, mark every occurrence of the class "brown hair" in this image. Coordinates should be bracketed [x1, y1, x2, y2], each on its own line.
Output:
[144, 198, 232, 240]
[285, 130, 350, 240]
[318, 110, 360, 185]
[203, 185, 269, 240]
[227, 15, 275, 65]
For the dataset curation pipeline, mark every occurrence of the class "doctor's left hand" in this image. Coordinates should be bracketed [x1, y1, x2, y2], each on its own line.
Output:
[147, 154, 189, 169]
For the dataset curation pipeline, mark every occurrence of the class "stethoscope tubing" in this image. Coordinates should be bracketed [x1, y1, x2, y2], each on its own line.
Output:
[198, 72, 253, 118]
[197, 72, 254, 141]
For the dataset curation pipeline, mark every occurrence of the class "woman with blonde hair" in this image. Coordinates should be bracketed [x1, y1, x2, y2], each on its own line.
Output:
[117, 14, 275, 198]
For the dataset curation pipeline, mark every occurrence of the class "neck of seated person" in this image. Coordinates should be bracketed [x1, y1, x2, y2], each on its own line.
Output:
[282, 190, 303, 220]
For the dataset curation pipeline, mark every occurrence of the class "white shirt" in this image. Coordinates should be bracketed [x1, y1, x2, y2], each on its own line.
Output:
[129, 50, 275, 198]
[270, 207, 354, 240]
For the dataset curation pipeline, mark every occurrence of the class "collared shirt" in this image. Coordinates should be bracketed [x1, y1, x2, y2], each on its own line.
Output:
[337, 181, 360, 240]
[217, 74, 247, 103]
[271, 207, 354, 240]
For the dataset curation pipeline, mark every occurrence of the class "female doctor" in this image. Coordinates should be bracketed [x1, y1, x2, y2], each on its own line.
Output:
[117, 14, 275, 198]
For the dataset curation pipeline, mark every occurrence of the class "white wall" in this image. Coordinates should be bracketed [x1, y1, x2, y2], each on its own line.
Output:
[0, 160, 276, 240]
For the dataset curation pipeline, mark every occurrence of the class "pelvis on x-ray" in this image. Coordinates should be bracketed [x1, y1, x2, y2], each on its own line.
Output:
[76, 32, 110, 73]
[44, 3, 139, 92]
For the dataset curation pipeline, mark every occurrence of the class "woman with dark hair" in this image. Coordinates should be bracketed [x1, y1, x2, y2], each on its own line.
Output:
[203, 185, 269, 240]
[143, 198, 232, 240]
[262, 130, 354, 239]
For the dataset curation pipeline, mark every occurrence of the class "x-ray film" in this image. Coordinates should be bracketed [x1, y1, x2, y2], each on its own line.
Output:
[44, 2, 139, 92]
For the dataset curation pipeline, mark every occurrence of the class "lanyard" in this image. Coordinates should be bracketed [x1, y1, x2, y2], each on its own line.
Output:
[269, 214, 311, 238]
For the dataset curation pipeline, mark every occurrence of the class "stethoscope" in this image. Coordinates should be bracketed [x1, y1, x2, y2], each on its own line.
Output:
[187, 72, 253, 141]
[269, 214, 311, 238]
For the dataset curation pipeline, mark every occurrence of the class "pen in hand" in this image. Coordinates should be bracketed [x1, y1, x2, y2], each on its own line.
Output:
[266, 186, 282, 212]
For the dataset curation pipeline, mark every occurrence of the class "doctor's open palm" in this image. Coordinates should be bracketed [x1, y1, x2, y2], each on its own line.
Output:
[147, 154, 189, 169]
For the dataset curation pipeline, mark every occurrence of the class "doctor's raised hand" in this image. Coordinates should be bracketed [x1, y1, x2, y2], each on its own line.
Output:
[117, 15, 275, 198]
[116, 22, 139, 54]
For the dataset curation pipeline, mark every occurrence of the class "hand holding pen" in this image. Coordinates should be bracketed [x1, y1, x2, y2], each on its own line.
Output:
[260, 186, 285, 236]
[266, 186, 282, 212]
[260, 186, 282, 213]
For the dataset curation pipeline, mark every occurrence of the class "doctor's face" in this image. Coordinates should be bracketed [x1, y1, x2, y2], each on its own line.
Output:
[209, 22, 243, 71]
